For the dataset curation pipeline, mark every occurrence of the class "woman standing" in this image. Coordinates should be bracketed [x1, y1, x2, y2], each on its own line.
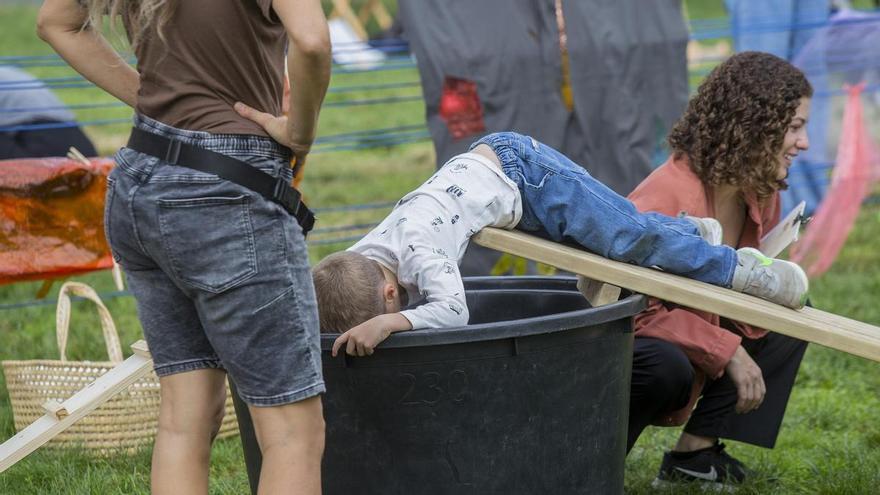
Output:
[37, 1, 331, 493]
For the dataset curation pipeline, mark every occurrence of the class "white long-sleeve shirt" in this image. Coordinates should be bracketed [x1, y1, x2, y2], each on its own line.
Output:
[349, 152, 522, 329]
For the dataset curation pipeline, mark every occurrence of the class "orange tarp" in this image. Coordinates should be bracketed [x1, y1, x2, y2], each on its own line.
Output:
[0, 158, 114, 284]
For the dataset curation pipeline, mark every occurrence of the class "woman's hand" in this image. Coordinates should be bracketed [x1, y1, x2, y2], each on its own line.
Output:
[725, 345, 766, 414]
[234, 102, 312, 168]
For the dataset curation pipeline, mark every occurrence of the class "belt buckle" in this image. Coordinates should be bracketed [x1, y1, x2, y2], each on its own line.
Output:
[164, 140, 182, 164]
[272, 176, 301, 215]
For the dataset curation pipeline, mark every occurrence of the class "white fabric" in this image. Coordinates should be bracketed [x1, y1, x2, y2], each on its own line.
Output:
[349, 152, 522, 329]
[328, 18, 386, 70]
[0, 66, 75, 127]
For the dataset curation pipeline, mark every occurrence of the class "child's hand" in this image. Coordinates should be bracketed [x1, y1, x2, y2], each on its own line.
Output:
[331, 313, 412, 357]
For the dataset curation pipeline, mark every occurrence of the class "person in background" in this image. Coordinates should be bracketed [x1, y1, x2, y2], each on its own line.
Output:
[0, 65, 97, 159]
[37, 0, 330, 493]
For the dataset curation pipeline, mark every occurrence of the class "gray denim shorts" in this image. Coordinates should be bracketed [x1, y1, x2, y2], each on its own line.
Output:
[105, 114, 324, 406]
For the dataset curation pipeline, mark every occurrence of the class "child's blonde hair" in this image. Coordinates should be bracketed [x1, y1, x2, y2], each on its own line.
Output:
[312, 251, 387, 333]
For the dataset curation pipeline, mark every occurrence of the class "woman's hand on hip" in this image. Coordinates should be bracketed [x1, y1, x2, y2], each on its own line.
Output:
[234, 101, 312, 165]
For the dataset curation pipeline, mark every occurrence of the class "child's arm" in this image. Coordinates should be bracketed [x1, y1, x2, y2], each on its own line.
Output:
[331, 253, 468, 357]
[397, 256, 469, 330]
[331, 313, 412, 357]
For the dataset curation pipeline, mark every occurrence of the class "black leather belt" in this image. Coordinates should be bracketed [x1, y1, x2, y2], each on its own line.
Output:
[126, 128, 315, 234]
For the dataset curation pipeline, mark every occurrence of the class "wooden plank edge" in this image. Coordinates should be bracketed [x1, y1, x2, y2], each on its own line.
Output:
[130, 340, 151, 359]
[40, 400, 68, 420]
[0, 353, 154, 473]
[576, 276, 622, 307]
[474, 228, 880, 363]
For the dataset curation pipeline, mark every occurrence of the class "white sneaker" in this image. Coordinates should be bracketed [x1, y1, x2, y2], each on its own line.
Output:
[683, 216, 723, 246]
[732, 248, 808, 309]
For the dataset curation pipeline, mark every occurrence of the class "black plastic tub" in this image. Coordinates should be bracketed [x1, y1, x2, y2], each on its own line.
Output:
[232, 276, 645, 494]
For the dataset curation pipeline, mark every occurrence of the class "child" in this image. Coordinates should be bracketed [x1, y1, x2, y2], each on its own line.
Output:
[314, 133, 808, 357]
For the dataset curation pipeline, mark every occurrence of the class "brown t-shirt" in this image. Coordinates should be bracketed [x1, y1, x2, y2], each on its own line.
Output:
[134, 0, 286, 137]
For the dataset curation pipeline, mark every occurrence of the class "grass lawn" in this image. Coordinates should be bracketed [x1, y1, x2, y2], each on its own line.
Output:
[2, 1, 880, 494]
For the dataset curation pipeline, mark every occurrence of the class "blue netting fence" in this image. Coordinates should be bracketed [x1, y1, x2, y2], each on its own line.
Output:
[2, 10, 880, 308]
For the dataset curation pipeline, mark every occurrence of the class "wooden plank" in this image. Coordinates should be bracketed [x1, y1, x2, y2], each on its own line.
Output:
[0, 352, 154, 473]
[40, 400, 68, 420]
[473, 228, 880, 362]
[576, 276, 621, 307]
[130, 339, 151, 359]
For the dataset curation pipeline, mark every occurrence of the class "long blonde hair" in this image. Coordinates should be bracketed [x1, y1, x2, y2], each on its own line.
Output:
[79, 0, 175, 49]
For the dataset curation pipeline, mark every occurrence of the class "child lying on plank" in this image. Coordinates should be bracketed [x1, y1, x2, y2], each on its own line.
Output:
[313, 132, 808, 357]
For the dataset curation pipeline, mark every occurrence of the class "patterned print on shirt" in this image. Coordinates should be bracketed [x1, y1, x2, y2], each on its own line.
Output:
[446, 184, 466, 197]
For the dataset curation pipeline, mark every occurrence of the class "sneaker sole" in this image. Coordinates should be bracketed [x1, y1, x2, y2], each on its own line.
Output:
[771, 255, 809, 309]
[651, 477, 738, 493]
[738, 247, 809, 309]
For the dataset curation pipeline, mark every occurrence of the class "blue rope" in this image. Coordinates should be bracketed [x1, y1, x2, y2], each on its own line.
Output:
[0, 118, 130, 132]
[323, 95, 423, 108]
[313, 201, 396, 213]
[312, 132, 431, 153]
[314, 124, 425, 143]
[0, 76, 82, 88]
[326, 80, 420, 94]
[307, 234, 368, 246]
[311, 222, 379, 235]
[689, 14, 880, 41]
[0, 290, 132, 311]
[0, 101, 125, 113]
[0, 82, 95, 91]
[333, 61, 417, 74]
[0, 95, 420, 114]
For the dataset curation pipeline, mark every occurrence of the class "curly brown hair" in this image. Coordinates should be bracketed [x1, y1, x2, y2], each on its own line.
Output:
[667, 51, 812, 200]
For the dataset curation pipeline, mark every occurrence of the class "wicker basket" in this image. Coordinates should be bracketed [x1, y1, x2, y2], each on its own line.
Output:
[1, 282, 239, 455]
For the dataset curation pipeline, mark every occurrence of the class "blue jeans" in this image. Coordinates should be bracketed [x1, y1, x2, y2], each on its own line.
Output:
[106, 114, 324, 405]
[471, 133, 737, 287]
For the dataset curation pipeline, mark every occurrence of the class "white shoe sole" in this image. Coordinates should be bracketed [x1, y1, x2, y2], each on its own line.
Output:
[738, 247, 809, 308]
[651, 477, 738, 493]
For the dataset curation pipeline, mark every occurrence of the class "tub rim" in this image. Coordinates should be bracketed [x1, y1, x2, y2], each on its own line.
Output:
[319, 276, 646, 350]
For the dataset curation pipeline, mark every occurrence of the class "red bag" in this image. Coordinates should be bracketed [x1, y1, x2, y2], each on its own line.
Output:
[439, 76, 486, 140]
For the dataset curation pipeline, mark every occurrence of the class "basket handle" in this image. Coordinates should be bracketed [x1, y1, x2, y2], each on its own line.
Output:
[55, 281, 124, 363]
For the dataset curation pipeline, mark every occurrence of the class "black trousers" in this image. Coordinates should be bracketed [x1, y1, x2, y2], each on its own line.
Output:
[628, 332, 808, 453]
[0, 121, 97, 159]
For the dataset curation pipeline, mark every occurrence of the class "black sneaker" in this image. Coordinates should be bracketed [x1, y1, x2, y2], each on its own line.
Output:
[651, 442, 748, 492]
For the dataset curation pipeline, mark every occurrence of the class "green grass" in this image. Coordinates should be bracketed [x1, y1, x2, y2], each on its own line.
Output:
[3, 1, 880, 493]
